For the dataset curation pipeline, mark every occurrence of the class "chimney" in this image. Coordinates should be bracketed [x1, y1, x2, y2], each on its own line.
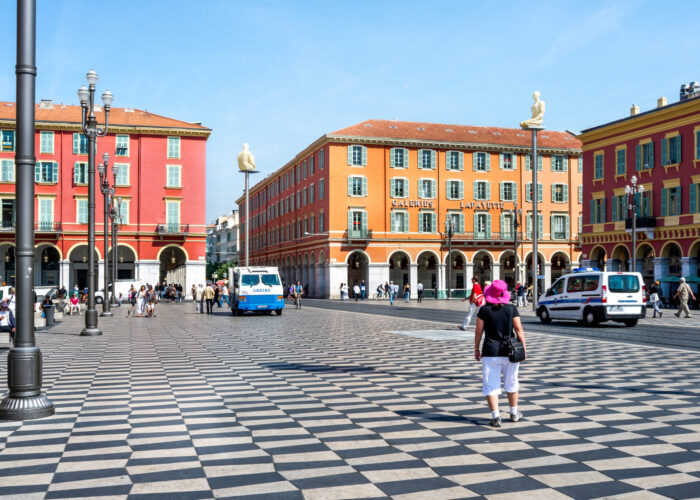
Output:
[630, 104, 640, 116]
[38, 99, 53, 109]
[657, 96, 668, 108]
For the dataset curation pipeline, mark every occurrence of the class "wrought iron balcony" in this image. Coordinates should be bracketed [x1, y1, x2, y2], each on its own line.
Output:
[346, 228, 372, 240]
[34, 221, 62, 233]
[156, 223, 190, 235]
[625, 216, 656, 230]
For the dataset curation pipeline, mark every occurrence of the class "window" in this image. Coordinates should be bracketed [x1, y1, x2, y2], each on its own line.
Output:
[309, 183, 315, 203]
[166, 201, 180, 231]
[526, 211, 544, 239]
[302, 160, 307, 180]
[348, 210, 367, 237]
[72, 133, 88, 154]
[578, 185, 583, 203]
[501, 212, 514, 238]
[390, 211, 409, 232]
[567, 275, 599, 293]
[391, 178, 408, 198]
[319, 149, 325, 170]
[319, 178, 325, 199]
[500, 153, 515, 170]
[636, 141, 654, 170]
[0, 160, 14, 182]
[662, 135, 681, 165]
[302, 187, 307, 206]
[115, 163, 129, 186]
[590, 198, 606, 224]
[296, 191, 301, 209]
[390, 148, 409, 168]
[611, 195, 628, 222]
[608, 275, 640, 293]
[640, 190, 652, 217]
[500, 181, 516, 202]
[662, 186, 681, 216]
[166, 165, 181, 187]
[1, 199, 15, 229]
[691, 184, 700, 213]
[38, 198, 53, 228]
[551, 214, 569, 240]
[116, 135, 129, 156]
[616, 149, 626, 175]
[76, 199, 88, 224]
[348, 176, 367, 197]
[474, 181, 490, 200]
[40, 131, 53, 154]
[418, 179, 436, 199]
[348, 145, 367, 166]
[446, 151, 463, 170]
[167, 137, 181, 158]
[35, 161, 58, 183]
[74, 162, 88, 184]
[525, 182, 543, 202]
[525, 154, 543, 171]
[448, 212, 464, 233]
[578, 156, 583, 173]
[309, 156, 314, 175]
[446, 180, 463, 200]
[419, 211, 436, 233]
[474, 212, 491, 239]
[594, 153, 604, 178]
[552, 155, 567, 172]
[552, 184, 568, 203]
[309, 214, 315, 233]
[418, 149, 436, 169]
[319, 211, 325, 232]
[473, 152, 489, 171]
[1, 130, 15, 152]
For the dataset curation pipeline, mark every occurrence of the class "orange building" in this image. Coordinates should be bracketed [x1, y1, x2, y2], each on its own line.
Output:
[238, 120, 582, 298]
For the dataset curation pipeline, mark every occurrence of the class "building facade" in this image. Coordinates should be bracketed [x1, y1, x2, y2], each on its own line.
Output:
[206, 210, 239, 264]
[580, 85, 700, 297]
[0, 99, 210, 293]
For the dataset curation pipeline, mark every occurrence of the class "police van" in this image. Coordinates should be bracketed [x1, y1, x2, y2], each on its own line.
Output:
[537, 269, 646, 326]
[229, 266, 285, 316]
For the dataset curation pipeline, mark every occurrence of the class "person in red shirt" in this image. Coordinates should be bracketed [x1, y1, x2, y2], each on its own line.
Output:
[459, 276, 484, 330]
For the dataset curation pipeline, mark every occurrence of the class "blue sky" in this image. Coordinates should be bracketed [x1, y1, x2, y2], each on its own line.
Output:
[1, 1, 699, 220]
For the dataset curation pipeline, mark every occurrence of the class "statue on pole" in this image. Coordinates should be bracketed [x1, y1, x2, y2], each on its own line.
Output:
[520, 91, 546, 129]
[237, 143, 256, 172]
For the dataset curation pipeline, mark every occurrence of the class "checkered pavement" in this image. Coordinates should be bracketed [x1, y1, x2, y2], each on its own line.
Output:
[0, 303, 698, 499]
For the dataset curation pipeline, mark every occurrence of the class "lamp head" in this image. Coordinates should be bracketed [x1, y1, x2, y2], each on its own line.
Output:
[102, 152, 109, 165]
[101, 89, 113, 109]
[86, 69, 98, 86]
[97, 162, 105, 176]
[631, 175, 637, 185]
[77, 85, 89, 106]
[117, 196, 122, 208]
[638, 184, 644, 193]
[625, 185, 631, 194]
[112, 162, 119, 178]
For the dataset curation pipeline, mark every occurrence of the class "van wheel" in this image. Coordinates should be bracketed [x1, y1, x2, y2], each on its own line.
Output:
[275, 309, 282, 316]
[583, 308, 597, 326]
[538, 307, 551, 324]
[624, 319, 638, 327]
[95, 297, 103, 304]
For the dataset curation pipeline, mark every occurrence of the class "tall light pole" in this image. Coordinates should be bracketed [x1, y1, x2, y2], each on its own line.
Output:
[0, 0, 54, 420]
[237, 144, 258, 268]
[77, 70, 112, 336]
[625, 175, 644, 273]
[109, 197, 122, 305]
[444, 217, 455, 299]
[98, 154, 117, 316]
[513, 201, 522, 285]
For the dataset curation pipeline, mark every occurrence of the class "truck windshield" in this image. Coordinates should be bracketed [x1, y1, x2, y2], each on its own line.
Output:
[608, 275, 640, 293]
[261, 274, 280, 286]
[240, 275, 260, 287]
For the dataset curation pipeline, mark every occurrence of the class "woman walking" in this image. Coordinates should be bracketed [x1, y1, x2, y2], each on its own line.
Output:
[474, 280, 526, 427]
[137, 285, 147, 317]
[403, 282, 411, 302]
[649, 280, 662, 318]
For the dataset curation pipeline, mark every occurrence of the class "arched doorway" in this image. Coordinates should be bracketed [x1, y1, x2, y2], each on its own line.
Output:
[550, 252, 570, 282]
[36, 245, 60, 286]
[473, 251, 492, 286]
[525, 252, 545, 289]
[159, 246, 187, 287]
[308, 254, 315, 297]
[499, 251, 517, 289]
[303, 254, 310, 292]
[108, 245, 136, 280]
[611, 245, 630, 272]
[389, 251, 410, 287]
[417, 251, 438, 294]
[347, 251, 368, 294]
[318, 252, 327, 298]
[447, 251, 466, 292]
[637, 244, 655, 289]
[590, 246, 606, 271]
[69, 245, 100, 292]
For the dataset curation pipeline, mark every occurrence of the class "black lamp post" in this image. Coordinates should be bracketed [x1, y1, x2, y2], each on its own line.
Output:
[109, 197, 122, 305]
[0, 0, 54, 420]
[444, 217, 455, 299]
[77, 70, 112, 336]
[98, 153, 117, 315]
[625, 175, 644, 273]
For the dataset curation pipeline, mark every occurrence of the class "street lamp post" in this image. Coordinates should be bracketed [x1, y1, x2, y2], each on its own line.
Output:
[513, 201, 522, 285]
[0, 0, 55, 420]
[109, 197, 122, 305]
[98, 154, 117, 316]
[625, 175, 644, 273]
[237, 144, 259, 268]
[78, 70, 112, 336]
[444, 217, 455, 299]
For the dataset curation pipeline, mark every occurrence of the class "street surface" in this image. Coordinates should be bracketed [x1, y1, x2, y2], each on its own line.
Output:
[0, 302, 698, 499]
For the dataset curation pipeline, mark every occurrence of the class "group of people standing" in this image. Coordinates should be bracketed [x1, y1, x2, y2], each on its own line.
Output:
[127, 284, 157, 318]
[155, 283, 184, 303]
[192, 283, 229, 314]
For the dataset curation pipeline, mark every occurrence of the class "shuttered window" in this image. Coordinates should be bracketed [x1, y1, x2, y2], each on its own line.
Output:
[474, 181, 490, 200]
[446, 180, 463, 200]
[0, 160, 14, 182]
[473, 152, 490, 171]
[76, 199, 88, 224]
[418, 179, 436, 199]
[348, 176, 367, 197]
[552, 155, 568, 172]
[474, 213, 491, 239]
[390, 211, 409, 233]
[167, 137, 181, 158]
[40, 131, 54, 154]
[116, 135, 129, 156]
[35, 162, 59, 183]
[594, 154, 604, 178]
[390, 178, 408, 198]
[418, 149, 436, 169]
[348, 145, 367, 166]
[72, 133, 88, 154]
[616, 149, 626, 175]
[500, 181, 517, 202]
[446, 151, 463, 170]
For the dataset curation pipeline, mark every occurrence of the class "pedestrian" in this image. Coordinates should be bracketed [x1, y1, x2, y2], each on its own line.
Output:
[191, 285, 196, 308]
[58, 285, 67, 300]
[516, 282, 525, 307]
[0, 299, 16, 343]
[196, 284, 205, 313]
[674, 277, 695, 318]
[214, 286, 220, 308]
[376, 284, 383, 299]
[353, 282, 361, 302]
[460, 276, 484, 330]
[137, 285, 147, 317]
[360, 280, 366, 300]
[403, 282, 411, 302]
[204, 282, 215, 314]
[388, 281, 395, 305]
[474, 279, 526, 427]
[118, 292, 123, 307]
[340, 283, 349, 301]
[7, 287, 15, 314]
[127, 285, 136, 317]
[220, 286, 230, 307]
[417, 281, 424, 303]
[293, 280, 304, 309]
[649, 280, 662, 318]
[69, 293, 81, 316]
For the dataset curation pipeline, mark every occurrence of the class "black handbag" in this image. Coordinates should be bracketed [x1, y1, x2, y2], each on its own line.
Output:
[506, 331, 526, 363]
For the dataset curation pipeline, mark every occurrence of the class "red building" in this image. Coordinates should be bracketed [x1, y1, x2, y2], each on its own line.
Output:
[580, 85, 700, 297]
[0, 99, 210, 292]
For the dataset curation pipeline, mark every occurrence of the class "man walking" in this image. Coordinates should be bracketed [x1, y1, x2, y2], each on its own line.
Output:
[674, 277, 695, 318]
[204, 282, 215, 314]
[360, 280, 366, 300]
[459, 276, 484, 330]
[195, 284, 205, 314]
[516, 282, 525, 307]
[417, 281, 424, 303]
[388, 281, 395, 306]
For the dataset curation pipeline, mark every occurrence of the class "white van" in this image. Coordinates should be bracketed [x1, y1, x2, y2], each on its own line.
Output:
[230, 266, 285, 316]
[537, 269, 646, 326]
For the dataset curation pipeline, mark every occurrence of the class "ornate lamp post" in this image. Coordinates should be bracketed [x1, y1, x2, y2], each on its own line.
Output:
[444, 217, 455, 299]
[625, 175, 644, 273]
[109, 197, 122, 305]
[77, 70, 112, 336]
[98, 153, 117, 316]
[513, 201, 522, 285]
[237, 144, 259, 267]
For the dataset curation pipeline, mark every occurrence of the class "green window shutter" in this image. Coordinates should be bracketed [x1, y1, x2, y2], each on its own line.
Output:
[551, 184, 556, 202]
[431, 213, 437, 232]
[486, 182, 491, 200]
[676, 135, 682, 163]
[361, 146, 367, 166]
[347, 211, 352, 232]
[636, 144, 641, 170]
[431, 180, 436, 198]
[563, 184, 568, 202]
[418, 180, 424, 198]
[590, 200, 595, 224]
[499, 153, 504, 169]
[417, 150, 423, 169]
[601, 198, 606, 223]
[661, 188, 667, 216]
[538, 155, 543, 171]
[526, 182, 531, 202]
[472, 153, 478, 171]
[473, 180, 478, 199]
[690, 184, 697, 214]
[347, 176, 353, 196]
[403, 212, 409, 232]
[347, 146, 352, 165]
[34, 163, 40, 182]
[74, 163, 79, 184]
[362, 211, 368, 231]
[473, 213, 478, 236]
[661, 138, 667, 165]
[500, 213, 505, 234]
[525, 154, 531, 171]
[362, 177, 367, 196]
[72, 133, 79, 154]
[500, 182, 505, 201]
[431, 150, 436, 169]
[565, 215, 570, 239]
[513, 182, 518, 201]
[634, 192, 641, 217]
[697, 131, 700, 159]
[458, 152, 464, 170]
[486, 214, 492, 238]
[551, 156, 556, 172]
[390, 148, 396, 167]
[563, 155, 568, 172]
[403, 148, 409, 168]
[538, 184, 543, 202]
[611, 195, 618, 221]
[458, 213, 464, 233]
[485, 153, 491, 171]
[390, 178, 396, 196]
[649, 141, 654, 169]
[550, 213, 555, 235]
[538, 214, 543, 238]
[513, 154, 518, 169]
[458, 181, 464, 199]
[445, 181, 451, 200]
[52, 162, 58, 183]
[526, 214, 532, 239]
[676, 188, 681, 215]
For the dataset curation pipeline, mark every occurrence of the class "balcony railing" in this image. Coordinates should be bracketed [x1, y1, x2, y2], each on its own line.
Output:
[156, 223, 190, 235]
[346, 228, 372, 239]
[625, 216, 656, 230]
[34, 221, 62, 232]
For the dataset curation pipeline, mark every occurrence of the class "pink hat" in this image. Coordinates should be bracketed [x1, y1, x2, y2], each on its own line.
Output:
[483, 280, 511, 304]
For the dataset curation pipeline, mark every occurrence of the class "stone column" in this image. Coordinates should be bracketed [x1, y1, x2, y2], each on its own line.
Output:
[654, 257, 670, 298]
[608, 259, 620, 272]
[682, 257, 698, 293]
[491, 262, 501, 282]
[185, 261, 206, 298]
[544, 262, 552, 289]
[438, 263, 446, 299]
[138, 260, 161, 286]
[368, 263, 389, 294]
[60, 260, 70, 290]
[328, 263, 347, 299]
[409, 263, 418, 299]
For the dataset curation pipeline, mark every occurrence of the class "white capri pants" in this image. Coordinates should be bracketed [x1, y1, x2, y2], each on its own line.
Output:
[482, 356, 520, 396]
